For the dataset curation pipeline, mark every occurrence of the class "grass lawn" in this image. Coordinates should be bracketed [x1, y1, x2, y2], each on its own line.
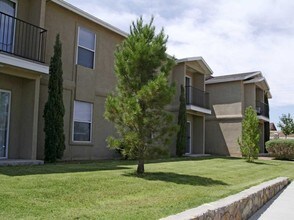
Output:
[0, 157, 293, 219]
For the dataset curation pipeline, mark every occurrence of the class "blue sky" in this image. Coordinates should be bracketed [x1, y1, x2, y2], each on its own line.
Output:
[66, 0, 294, 127]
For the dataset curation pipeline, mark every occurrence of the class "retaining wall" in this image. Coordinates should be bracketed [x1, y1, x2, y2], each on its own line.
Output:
[162, 177, 289, 220]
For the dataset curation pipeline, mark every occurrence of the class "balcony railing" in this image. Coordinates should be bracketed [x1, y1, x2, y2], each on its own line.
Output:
[0, 11, 47, 63]
[256, 101, 269, 118]
[185, 86, 210, 109]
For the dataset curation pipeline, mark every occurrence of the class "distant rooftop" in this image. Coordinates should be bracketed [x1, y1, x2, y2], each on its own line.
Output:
[206, 71, 260, 84]
[270, 123, 277, 131]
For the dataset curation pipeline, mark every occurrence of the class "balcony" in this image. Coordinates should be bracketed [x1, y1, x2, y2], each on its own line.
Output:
[256, 101, 269, 118]
[0, 11, 47, 63]
[185, 86, 210, 110]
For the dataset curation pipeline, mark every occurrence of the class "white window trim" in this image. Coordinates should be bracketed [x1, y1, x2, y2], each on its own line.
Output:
[76, 26, 96, 69]
[72, 100, 93, 143]
[0, 89, 11, 159]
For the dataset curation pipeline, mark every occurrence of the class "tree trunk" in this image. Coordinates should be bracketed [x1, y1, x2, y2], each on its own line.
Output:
[137, 159, 145, 174]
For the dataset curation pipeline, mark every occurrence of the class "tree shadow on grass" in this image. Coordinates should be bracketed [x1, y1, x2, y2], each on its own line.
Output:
[0, 162, 132, 177]
[249, 161, 276, 165]
[123, 172, 228, 186]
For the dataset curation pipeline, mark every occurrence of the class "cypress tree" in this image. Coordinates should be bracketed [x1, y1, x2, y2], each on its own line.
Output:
[43, 34, 65, 162]
[176, 85, 187, 156]
[104, 17, 177, 174]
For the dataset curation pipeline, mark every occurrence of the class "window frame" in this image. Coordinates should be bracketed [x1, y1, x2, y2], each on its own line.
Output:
[0, 0, 18, 53]
[0, 89, 11, 159]
[72, 100, 93, 143]
[76, 26, 96, 69]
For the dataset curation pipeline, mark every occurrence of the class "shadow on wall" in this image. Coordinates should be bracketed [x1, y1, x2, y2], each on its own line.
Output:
[124, 172, 228, 186]
[205, 117, 231, 156]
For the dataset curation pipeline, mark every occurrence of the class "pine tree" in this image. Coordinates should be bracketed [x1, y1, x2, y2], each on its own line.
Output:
[104, 17, 177, 174]
[238, 106, 260, 162]
[176, 85, 187, 156]
[43, 34, 65, 162]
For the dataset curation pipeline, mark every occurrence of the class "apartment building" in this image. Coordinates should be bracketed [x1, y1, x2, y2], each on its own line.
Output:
[38, 0, 127, 160]
[0, 0, 48, 160]
[170, 57, 213, 155]
[0, 0, 127, 160]
[0, 0, 270, 161]
[205, 72, 271, 156]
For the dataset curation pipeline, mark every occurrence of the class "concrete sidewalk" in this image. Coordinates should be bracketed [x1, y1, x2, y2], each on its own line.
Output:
[250, 181, 294, 220]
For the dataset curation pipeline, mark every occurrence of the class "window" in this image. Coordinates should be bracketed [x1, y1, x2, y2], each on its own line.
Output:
[73, 101, 93, 142]
[77, 27, 95, 69]
[0, 0, 17, 52]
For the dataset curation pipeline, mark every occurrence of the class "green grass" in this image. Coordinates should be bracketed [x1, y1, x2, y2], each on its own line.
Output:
[0, 157, 293, 219]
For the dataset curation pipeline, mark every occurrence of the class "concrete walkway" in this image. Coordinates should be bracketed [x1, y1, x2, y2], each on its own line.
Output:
[250, 181, 294, 220]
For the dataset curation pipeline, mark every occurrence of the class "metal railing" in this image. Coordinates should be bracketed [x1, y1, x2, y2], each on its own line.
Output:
[0, 11, 47, 63]
[256, 101, 269, 118]
[185, 86, 210, 109]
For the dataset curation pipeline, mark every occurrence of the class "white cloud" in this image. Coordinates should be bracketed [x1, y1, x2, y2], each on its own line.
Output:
[66, 0, 294, 109]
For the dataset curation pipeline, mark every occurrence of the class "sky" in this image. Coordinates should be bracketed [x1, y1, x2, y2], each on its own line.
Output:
[66, 0, 294, 126]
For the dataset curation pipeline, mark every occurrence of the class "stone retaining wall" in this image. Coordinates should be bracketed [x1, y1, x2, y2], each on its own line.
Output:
[162, 177, 289, 220]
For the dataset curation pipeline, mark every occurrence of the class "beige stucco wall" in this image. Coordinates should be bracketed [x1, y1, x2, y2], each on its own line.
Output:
[206, 81, 242, 118]
[256, 87, 264, 103]
[0, 69, 41, 159]
[244, 83, 256, 112]
[205, 81, 243, 156]
[205, 79, 269, 156]
[192, 115, 204, 154]
[259, 122, 265, 153]
[17, 0, 46, 27]
[37, 2, 125, 160]
[205, 118, 242, 156]
[170, 63, 185, 110]
[193, 73, 204, 90]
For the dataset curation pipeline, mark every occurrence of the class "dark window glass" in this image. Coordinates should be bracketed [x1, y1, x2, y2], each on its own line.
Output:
[77, 47, 94, 69]
[73, 122, 91, 142]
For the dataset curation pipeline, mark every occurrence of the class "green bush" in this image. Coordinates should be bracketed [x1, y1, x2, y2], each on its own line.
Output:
[266, 139, 294, 160]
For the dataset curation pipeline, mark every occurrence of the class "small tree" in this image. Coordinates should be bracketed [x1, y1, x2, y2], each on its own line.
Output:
[176, 85, 187, 156]
[238, 106, 260, 162]
[104, 17, 177, 174]
[277, 113, 294, 139]
[43, 34, 65, 162]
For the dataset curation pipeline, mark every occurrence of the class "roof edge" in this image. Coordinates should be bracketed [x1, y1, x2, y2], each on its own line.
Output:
[206, 71, 261, 84]
[176, 56, 213, 75]
[51, 0, 128, 37]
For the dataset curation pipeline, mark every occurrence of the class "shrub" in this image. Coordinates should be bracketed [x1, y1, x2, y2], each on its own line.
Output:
[238, 106, 260, 162]
[266, 139, 294, 160]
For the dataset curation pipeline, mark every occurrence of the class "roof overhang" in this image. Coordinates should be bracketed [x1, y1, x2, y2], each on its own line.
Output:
[206, 71, 260, 84]
[176, 57, 213, 75]
[243, 75, 272, 99]
[51, 0, 128, 37]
